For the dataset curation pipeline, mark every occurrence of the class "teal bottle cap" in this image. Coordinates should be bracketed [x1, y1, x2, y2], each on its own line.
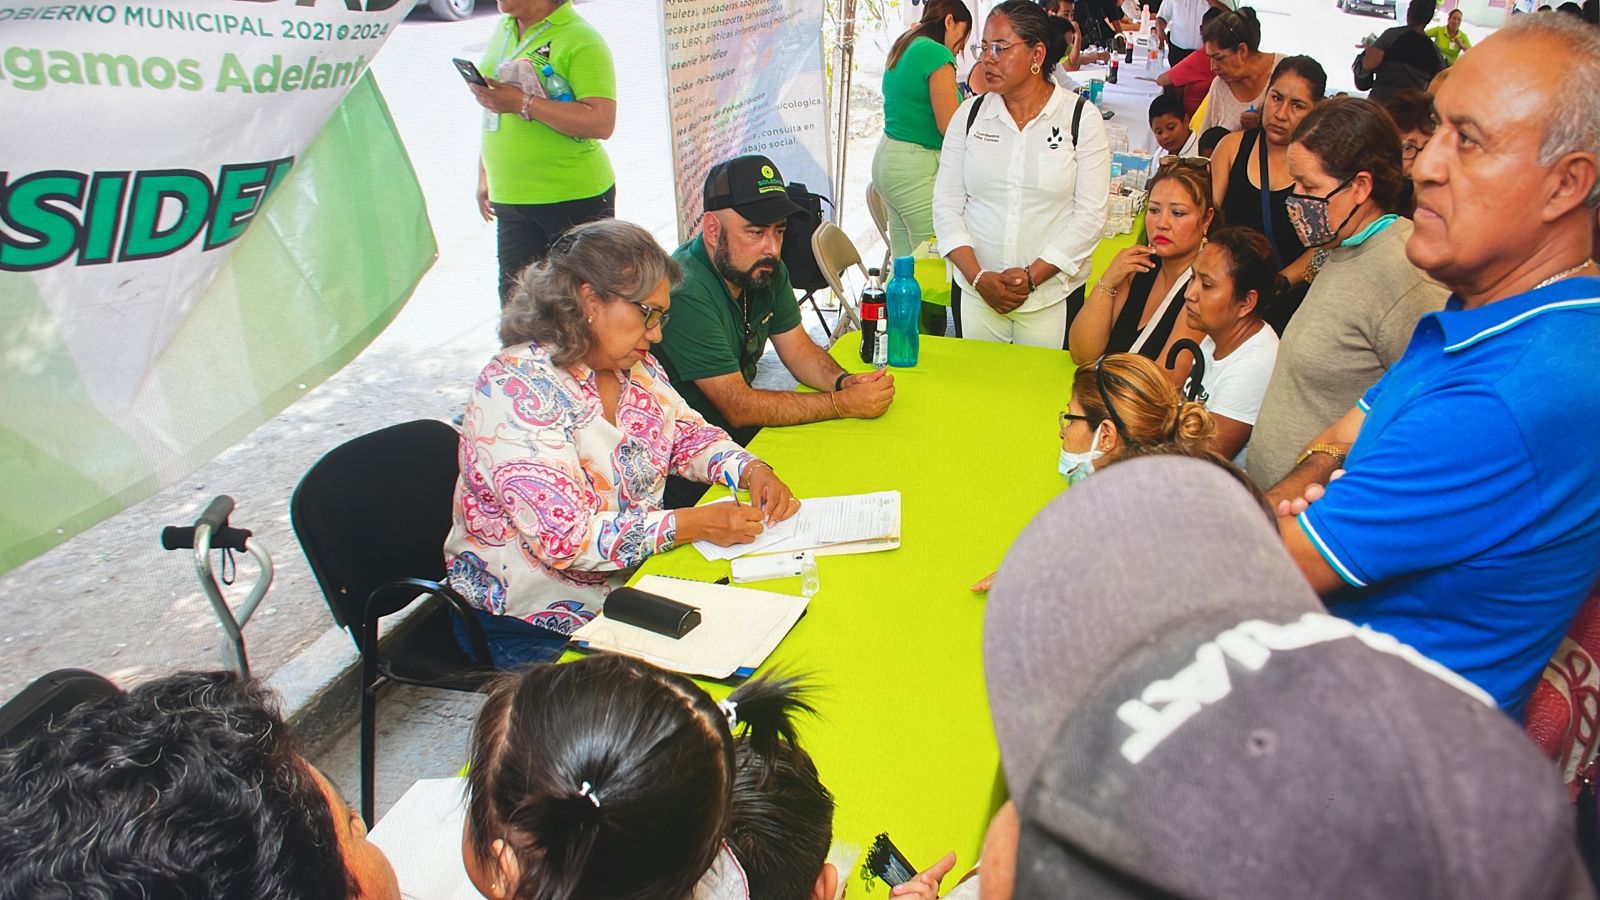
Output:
[892, 256, 915, 277]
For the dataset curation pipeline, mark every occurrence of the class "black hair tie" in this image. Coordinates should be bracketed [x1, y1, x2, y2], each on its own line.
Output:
[1093, 355, 1131, 441]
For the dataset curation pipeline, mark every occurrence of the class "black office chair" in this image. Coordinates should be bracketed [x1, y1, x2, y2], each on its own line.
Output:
[0, 668, 121, 751]
[290, 418, 501, 825]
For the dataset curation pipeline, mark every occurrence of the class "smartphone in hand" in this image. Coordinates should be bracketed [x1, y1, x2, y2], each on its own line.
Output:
[452, 57, 487, 87]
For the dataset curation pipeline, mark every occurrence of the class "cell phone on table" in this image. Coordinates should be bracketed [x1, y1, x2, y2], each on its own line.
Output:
[1101, 109, 1116, 120]
[452, 57, 487, 87]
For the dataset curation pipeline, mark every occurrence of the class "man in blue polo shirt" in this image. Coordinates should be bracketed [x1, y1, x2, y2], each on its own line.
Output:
[1266, 16, 1600, 718]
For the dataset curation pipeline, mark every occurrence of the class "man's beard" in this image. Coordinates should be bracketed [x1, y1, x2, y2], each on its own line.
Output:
[713, 239, 780, 292]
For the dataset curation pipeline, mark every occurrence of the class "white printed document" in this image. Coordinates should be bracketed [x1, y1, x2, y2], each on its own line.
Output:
[693, 491, 901, 561]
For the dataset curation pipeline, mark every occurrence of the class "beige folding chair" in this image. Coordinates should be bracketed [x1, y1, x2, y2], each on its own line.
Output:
[864, 183, 893, 273]
[810, 221, 867, 345]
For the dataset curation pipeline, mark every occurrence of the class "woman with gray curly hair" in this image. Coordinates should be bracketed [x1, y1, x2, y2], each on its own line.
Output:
[442, 219, 799, 660]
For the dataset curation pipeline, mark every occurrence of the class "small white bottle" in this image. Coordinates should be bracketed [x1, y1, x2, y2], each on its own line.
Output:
[800, 551, 820, 597]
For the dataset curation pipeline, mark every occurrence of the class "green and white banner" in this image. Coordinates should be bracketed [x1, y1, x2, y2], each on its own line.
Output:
[0, 0, 437, 573]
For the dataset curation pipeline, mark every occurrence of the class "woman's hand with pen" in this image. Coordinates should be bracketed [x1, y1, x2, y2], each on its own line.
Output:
[741, 462, 801, 526]
[674, 503, 766, 547]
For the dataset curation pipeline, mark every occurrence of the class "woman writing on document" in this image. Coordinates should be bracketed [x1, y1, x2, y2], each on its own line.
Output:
[933, 0, 1111, 348]
[442, 220, 800, 665]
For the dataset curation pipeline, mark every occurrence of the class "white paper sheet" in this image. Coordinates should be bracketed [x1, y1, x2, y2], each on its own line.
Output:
[368, 777, 481, 900]
[694, 491, 900, 561]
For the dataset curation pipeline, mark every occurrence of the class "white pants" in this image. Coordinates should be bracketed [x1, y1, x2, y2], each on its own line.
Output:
[955, 285, 1082, 349]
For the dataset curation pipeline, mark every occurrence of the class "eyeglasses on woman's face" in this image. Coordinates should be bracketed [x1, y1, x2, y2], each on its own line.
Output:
[1059, 410, 1093, 436]
[630, 301, 671, 330]
[971, 39, 1024, 60]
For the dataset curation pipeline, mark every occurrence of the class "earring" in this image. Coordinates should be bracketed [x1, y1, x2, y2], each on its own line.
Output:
[1031, 62, 1042, 74]
[1198, 236, 1209, 251]
[587, 315, 593, 323]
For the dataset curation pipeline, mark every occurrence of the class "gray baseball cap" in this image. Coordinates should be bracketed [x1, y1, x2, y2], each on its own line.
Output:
[985, 458, 1590, 900]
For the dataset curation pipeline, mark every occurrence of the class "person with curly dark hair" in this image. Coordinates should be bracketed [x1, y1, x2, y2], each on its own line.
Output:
[0, 671, 398, 900]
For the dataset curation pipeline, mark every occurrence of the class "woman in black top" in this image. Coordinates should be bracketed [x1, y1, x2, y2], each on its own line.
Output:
[1073, 0, 1125, 51]
[1071, 159, 1215, 388]
[1209, 56, 1326, 333]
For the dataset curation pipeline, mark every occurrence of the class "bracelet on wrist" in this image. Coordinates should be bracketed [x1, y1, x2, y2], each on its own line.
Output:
[519, 92, 534, 120]
[739, 459, 772, 489]
[833, 372, 849, 392]
[829, 391, 843, 419]
[1025, 267, 1037, 292]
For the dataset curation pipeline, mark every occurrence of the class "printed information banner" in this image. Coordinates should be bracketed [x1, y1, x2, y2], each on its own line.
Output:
[660, 0, 832, 241]
[0, 0, 436, 573]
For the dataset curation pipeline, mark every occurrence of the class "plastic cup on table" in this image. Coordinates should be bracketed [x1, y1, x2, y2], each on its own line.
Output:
[1088, 78, 1104, 105]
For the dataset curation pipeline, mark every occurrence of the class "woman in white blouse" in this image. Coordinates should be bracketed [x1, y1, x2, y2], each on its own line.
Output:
[1181, 225, 1280, 466]
[442, 220, 800, 660]
[933, 0, 1111, 348]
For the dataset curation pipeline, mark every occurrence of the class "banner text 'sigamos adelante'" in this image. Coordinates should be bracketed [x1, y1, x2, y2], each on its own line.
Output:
[0, 158, 295, 271]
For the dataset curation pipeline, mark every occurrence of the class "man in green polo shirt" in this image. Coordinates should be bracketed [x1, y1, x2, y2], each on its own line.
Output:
[657, 155, 896, 506]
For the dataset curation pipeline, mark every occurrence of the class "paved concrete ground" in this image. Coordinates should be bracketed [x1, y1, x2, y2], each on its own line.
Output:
[1, 0, 1479, 818]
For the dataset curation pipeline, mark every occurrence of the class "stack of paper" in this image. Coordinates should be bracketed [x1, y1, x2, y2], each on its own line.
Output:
[694, 490, 901, 561]
[570, 575, 808, 679]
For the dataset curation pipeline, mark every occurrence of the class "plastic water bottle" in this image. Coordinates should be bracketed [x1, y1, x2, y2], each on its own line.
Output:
[800, 551, 820, 597]
[886, 256, 920, 368]
[540, 64, 575, 102]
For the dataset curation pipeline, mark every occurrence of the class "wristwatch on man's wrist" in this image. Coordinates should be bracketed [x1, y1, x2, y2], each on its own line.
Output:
[1296, 443, 1347, 468]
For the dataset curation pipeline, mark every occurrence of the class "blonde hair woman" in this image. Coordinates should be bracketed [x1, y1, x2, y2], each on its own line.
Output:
[972, 353, 1216, 592]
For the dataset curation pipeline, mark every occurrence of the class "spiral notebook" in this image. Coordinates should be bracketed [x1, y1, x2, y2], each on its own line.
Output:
[569, 575, 808, 679]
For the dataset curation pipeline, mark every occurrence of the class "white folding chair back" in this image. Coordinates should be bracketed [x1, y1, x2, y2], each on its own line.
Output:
[864, 184, 893, 273]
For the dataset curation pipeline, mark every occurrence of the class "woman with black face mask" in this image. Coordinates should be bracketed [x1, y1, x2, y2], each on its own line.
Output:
[1245, 97, 1447, 489]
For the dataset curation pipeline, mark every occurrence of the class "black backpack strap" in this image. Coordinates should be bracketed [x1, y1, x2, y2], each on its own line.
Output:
[965, 93, 985, 135]
[1071, 94, 1087, 146]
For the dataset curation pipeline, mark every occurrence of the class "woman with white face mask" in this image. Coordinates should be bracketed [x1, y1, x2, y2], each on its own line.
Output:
[971, 353, 1216, 593]
[1057, 353, 1217, 486]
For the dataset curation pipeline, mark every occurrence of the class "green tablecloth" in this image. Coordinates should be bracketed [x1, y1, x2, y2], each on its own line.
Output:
[612, 333, 1077, 893]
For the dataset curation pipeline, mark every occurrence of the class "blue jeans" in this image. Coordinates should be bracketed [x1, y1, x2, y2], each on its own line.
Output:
[451, 608, 570, 669]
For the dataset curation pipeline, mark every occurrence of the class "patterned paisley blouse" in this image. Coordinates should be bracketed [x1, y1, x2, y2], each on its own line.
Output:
[442, 343, 757, 633]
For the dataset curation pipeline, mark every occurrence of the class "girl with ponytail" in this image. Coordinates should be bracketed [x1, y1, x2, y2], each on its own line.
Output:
[462, 655, 791, 900]
[722, 676, 841, 900]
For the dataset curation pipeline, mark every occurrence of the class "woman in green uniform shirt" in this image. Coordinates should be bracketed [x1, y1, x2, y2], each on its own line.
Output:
[470, 0, 618, 304]
[870, 0, 972, 336]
